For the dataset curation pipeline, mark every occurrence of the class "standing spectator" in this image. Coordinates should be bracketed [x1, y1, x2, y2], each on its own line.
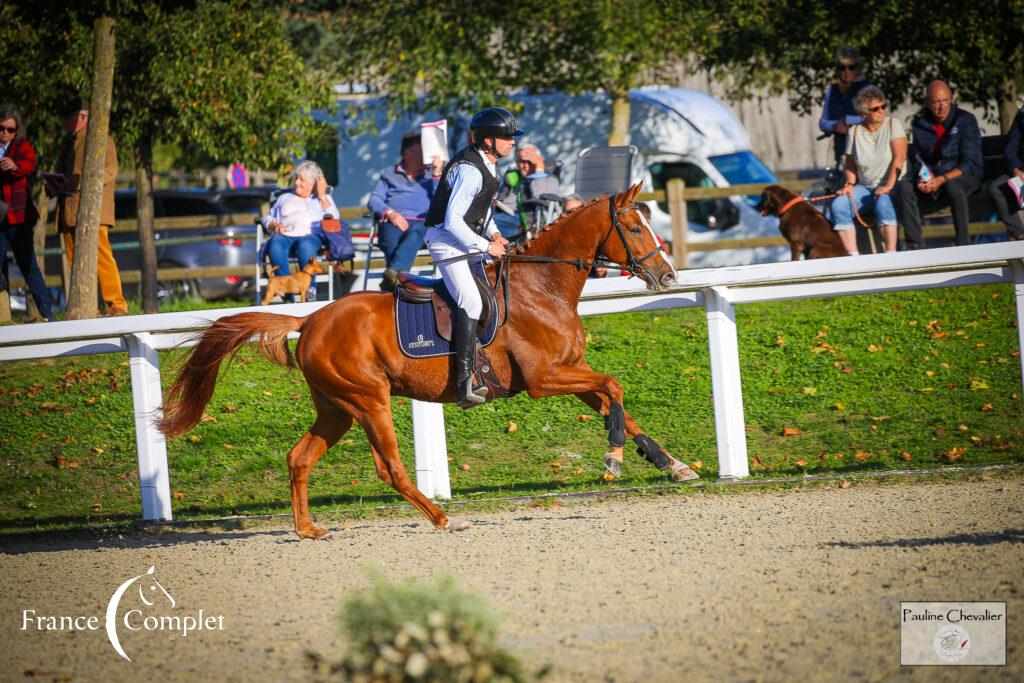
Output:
[897, 80, 982, 249]
[262, 160, 338, 301]
[987, 105, 1024, 241]
[367, 132, 443, 291]
[495, 143, 561, 237]
[0, 103, 53, 321]
[831, 86, 906, 254]
[818, 47, 872, 166]
[47, 94, 127, 316]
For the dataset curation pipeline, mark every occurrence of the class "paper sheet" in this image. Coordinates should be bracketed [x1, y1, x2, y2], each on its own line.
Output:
[420, 119, 448, 165]
[1008, 176, 1024, 208]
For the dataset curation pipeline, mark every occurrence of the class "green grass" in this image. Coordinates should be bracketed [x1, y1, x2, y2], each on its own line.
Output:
[0, 284, 1021, 532]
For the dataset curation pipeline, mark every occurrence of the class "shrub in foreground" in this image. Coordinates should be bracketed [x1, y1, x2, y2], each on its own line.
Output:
[310, 570, 539, 682]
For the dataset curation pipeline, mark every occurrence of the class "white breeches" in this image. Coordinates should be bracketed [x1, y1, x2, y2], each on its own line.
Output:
[425, 227, 487, 320]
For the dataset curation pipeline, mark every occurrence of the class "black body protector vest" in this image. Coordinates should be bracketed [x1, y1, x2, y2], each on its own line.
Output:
[425, 146, 500, 235]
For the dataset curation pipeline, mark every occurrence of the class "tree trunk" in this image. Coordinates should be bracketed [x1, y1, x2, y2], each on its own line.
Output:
[608, 91, 631, 146]
[135, 140, 158, 313]
[65, 15, 116, 320]
[998, 75, 1019, 134]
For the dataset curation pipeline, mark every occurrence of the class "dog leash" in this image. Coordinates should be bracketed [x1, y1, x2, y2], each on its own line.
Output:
[801, 191, 869, 228]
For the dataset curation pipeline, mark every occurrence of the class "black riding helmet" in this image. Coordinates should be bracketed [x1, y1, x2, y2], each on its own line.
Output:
[469, 107, 525, 144]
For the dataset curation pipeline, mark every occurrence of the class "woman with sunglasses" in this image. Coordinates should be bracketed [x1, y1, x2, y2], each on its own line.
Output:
[0, 103, 53, 321]
[818, 47, 872, 166]
[831, 85, 906, 254]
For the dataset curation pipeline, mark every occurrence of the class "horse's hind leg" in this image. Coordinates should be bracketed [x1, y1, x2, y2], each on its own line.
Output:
[288, 406, 353, 540]
[573, 388, 698, 482]
[356, 399, 468, 531]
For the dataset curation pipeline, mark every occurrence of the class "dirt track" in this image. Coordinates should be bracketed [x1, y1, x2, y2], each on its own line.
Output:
[2, 475, 1022, 682]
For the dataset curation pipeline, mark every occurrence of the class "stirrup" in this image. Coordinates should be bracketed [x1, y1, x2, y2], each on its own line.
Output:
[456, 378, 486, 407]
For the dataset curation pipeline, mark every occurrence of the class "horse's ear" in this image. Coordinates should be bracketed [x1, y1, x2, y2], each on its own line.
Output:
[616, 182, 643, 207]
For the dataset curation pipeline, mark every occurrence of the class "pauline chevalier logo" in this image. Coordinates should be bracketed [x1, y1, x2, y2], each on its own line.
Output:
[22, 565, 225, 662]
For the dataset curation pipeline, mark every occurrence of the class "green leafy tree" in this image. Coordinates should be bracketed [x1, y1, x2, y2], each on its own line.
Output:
[698, 0, 1024, 131]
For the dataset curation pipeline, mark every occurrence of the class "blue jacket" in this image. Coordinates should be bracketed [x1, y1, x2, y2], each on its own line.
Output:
[910, 105, 982, 178]
[1003, 107, 1024, 174]
[819, 80, 871, 164]
[367, 163, 439, 221]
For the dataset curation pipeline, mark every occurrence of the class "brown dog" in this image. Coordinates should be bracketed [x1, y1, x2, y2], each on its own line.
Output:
[261, 258, 324, 305]
[757, 184, 846, 260]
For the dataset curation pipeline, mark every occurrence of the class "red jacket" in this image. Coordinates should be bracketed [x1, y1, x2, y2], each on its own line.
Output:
[1, 137, 39, 225]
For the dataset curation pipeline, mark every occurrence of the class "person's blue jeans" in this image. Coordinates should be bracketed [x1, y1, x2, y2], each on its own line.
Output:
[377, 219, 427, 273]
[266, 233, 322, 301]
[830, 184, 898, 231]
[0, 221, 53, 320]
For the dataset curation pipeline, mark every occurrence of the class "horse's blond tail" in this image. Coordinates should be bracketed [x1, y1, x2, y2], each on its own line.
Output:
[159, 312, 306, 440]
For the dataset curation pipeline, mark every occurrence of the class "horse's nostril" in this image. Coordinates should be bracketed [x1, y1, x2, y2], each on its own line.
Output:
[661, 272, 676, 286]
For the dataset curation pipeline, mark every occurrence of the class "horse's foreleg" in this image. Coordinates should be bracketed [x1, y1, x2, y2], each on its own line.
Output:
[358, 406, 469, 532]
[288, 411, 353, 540]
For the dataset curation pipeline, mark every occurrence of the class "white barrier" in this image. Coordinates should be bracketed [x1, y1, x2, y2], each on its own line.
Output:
[1, 242, 1022, 519]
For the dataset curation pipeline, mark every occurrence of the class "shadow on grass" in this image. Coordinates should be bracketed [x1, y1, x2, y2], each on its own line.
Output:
[824, 528, 1024, 549]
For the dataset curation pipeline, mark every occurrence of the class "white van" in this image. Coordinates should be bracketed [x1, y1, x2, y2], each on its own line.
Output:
[322, 87, 787, 267]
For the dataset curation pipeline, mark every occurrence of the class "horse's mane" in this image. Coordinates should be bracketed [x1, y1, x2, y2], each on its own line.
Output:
[510, 194, 606, 255]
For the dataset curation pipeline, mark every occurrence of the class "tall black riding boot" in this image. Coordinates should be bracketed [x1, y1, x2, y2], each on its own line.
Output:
[454, 309, 487, 407]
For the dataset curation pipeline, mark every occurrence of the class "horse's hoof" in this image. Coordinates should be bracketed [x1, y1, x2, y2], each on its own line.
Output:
[669, 462, 700, 482]
[296, 525, 330, 540]
[604, 456, 622, 478]
[447, 518, 472, 532]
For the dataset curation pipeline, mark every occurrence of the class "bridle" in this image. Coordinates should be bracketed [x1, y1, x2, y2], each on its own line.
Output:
[500, 192, 669, 284]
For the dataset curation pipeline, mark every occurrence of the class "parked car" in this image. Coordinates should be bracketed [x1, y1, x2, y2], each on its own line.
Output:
[40, 186, 277, 302]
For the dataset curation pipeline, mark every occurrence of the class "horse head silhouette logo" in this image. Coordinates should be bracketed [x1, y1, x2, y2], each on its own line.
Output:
[105, 566, 175, 662]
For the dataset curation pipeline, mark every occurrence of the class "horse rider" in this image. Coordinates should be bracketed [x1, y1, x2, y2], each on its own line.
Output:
[423, 107, 523, 407]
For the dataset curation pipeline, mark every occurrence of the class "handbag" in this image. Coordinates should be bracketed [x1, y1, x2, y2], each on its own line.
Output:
[321, 216, 342, 233]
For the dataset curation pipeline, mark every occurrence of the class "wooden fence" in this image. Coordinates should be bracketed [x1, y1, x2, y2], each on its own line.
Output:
[9, 180, 1013, 291]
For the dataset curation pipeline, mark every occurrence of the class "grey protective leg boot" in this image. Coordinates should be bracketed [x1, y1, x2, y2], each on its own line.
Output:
[454, 309, 487, 407]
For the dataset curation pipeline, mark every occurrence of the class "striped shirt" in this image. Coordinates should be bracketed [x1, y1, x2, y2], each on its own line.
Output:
[844, 117, 906, 189]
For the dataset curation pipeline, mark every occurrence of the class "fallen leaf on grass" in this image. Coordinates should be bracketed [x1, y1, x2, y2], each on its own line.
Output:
[992, 442, 1013, 452]
[460, 464, 471, 472]
[802, 386, 817, 395]
[350, 479, 359, 485]
[782, 426, 801, 436]
[200, 413, 216, 423]
[968, 436, 986, 446]
[172, 491, 185, 500]
[573, 467, 583, 475]
[958, 424, 969, 431]
[505, 421, 518, 433]
[188, 435, 201, 443]
[833, 453, 845, 460]
[602, 472, 616, 481]
[867, 344, 882, 352]
[840, 481, 851, 489]
[975, 342, 986, 349]
[925, 370, 935, 377]
[834, 402, 845, 411]
[576, 414, 594, 422]
[691, 461, 703, 469]
[933, 427, 946, 437]
[223, 444, 235, 449]
[919, 387, 935, 393]
[841, 366, 854, 374]
[91, 503, 102, 512]
[942, 447, 966, 462]
[222, 405, 238, 414]
[262, 391, 273, 397]
[901, 452, 912, 462]
[854, 450, 871, 461]
[794, 459, 807, 468]
[752, 456, 765, 470]
[39, 401, 60, 411]
[92, 446, 105, 455]
[775, 336, 785, 347]
[970, 379, 989, 391]
[289, 393, 302, 399]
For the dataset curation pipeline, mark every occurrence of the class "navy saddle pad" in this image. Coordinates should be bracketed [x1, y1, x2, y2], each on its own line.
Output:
[394, 260, 498, 358]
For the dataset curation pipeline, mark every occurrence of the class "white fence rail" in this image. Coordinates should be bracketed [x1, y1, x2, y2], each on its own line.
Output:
[1, 242, 1022, 520]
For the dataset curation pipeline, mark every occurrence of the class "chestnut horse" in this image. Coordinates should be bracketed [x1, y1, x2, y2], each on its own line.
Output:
[159, 183, 698, 539]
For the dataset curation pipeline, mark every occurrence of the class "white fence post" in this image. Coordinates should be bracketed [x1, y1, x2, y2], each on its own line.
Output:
[1013, 259, 1024, 397]
[124, 333, 173, 521]
[412, 400, 451, 500]
[703, 286, 750, 479]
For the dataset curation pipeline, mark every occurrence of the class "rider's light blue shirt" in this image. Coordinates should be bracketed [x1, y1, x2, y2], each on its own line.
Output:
[443, 149, 499, 253]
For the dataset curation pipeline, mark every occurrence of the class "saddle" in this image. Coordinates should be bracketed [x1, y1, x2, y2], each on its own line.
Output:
[393, 263, 508, 404]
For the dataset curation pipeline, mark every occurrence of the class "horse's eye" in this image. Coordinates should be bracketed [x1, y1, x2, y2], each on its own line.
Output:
[629, 226, 642, 235]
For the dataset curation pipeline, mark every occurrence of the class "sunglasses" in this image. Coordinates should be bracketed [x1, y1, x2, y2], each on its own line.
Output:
[868, 104, 887, 113]
[837, 64, 858, 72]
[0, 126, 16, 134]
